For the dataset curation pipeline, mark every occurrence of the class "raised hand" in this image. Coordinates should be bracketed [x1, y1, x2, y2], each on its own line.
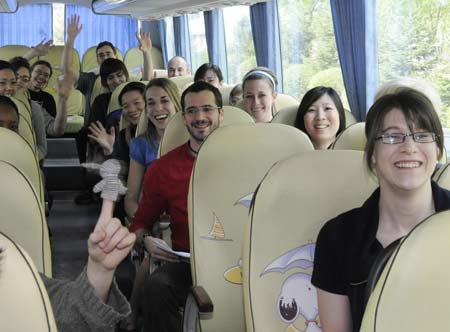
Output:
[31, 38, 53, 57]
[88, 216, 136, 272]
[87, 211, 136, 302]
[88, 121, 115, 155]
[136, 29, 152, 53]
[67, 14, 82, 42]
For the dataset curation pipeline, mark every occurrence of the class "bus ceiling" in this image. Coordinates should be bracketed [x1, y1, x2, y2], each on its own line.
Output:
[91, 0, 267, 20]
[0, 0, 267, 20]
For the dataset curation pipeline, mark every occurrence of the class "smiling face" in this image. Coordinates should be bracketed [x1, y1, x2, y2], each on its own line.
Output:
[15, 67, 30, 91]
[168, 57, 189, 77]
[371, 108, 439, 194]
[182, 90, 224, 151]
[145, 86, 177, 137]
[29, 64, 51, 91]
[243, 78, 277, 123]
[120, 90, 145, 126]
[0, 69, 17, 97]
[106, 70, 127, 92]
[303, 93, 340, 150]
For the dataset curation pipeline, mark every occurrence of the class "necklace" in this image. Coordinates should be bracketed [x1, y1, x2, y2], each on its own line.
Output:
[188, 141, 198, 155]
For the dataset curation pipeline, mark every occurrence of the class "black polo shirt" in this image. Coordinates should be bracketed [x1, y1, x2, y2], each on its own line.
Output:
[311, 181, 450, 332]
[28, 89, 56, 118]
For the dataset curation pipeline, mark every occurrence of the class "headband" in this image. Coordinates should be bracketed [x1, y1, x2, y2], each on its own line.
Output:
[243, 70, 276, 89]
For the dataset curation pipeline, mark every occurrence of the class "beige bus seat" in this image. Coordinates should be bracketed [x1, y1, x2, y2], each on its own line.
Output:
[158, 105, 254, 157]
[360, 210, 450, 332]
[11, 94, 32, 124]
[169, 75, 194, 93]
[345, 109, 357, 126]
[0, 161, 52, 276]
[271, 104, 297, 125]
[218, 84, 234, 105]
[0, 44, 30, 61]
[124, 46, 164, 79]
[0, 127, 44, 206]
[185, 123, 314, 332]
[243, 150, 377, 332]
[40, 45, 80, 95]
[0, 232, 56, 331]
[10, 97, 37, 152]
[332, 122, 366, 150]
[18, 113, 38, 153]
[51, 89, 85, 134]
[13, 90, 32, 115]
[153, 69, 168, 78]
[90, 76, 109, 107]
[81, 46, 123, 74]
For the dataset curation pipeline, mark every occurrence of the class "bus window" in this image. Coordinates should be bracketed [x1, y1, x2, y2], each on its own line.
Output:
[188, 12, 208, 73]
[278, 0, 348, 108]
[223, 6, 257, 85]
[377, 0, 450, 129]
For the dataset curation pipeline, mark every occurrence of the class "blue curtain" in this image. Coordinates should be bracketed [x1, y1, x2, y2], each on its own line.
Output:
[330, 0, 378, 121]
[203, 9, 228, 82]
[0, 4, 52, 46]
[158, 19, 168, 68]
[173, 15, 192, 71]
[141, 19, 168, 69]
[250, 1, 283, 92]
[65, 4, 138, 57]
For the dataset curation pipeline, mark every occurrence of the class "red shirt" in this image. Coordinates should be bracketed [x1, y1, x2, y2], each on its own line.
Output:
[130, 143, 195, 251]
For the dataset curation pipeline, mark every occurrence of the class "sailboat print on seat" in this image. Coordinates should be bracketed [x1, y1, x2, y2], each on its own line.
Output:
[201, 212, 233, 241]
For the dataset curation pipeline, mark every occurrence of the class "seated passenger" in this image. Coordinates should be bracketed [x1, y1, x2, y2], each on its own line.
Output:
[89, 58, 130, 127]
[125, 78, 181, 220]
[194, 63, 224, 88]
[28, 59, 76, 137]
[88, 81, 146, 161]
[242, 67, 278, 123]
[9, 57, 47, 159]
[312, 88, 450, 332]
[0, 95, 134, 332]
[0, 60, 75, 156]
[62, 14, 153, 106]
[28, 60, 57, 117]
[229, 83, 242, 106]
[294, 86, 346, 149]
[130, 81, 224, 331]
[167, 56, 190, 78]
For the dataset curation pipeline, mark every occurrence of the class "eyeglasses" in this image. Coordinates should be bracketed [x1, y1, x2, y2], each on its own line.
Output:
[376, 132, 438, 144]
[183, 105, 220, 116]
[16, 75, 30, 82]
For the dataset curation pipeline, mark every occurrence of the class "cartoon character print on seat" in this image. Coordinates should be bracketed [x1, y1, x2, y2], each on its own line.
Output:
[261, 243, 320, 332]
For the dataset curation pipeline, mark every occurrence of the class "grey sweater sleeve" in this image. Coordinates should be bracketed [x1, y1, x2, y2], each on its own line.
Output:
[30, 100, 47, 160]
[42, 107, 57, 137]
[41, 268, 131, 332]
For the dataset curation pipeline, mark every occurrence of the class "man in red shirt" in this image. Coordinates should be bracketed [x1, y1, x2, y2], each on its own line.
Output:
[130, 81, 224, 331]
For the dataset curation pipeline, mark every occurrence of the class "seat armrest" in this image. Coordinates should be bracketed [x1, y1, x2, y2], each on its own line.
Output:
[191, 286, 213, 313]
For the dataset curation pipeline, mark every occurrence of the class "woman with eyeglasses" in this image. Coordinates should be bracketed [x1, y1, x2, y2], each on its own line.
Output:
[311, 88, 450, 332]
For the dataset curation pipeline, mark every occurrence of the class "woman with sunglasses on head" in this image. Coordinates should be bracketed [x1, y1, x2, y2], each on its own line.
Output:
[312, 87, 450, 332]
